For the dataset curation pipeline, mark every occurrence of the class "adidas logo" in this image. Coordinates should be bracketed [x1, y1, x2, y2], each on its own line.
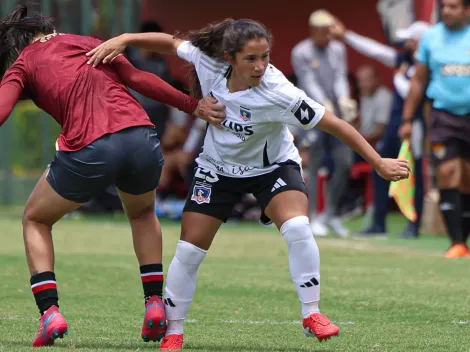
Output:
[164, 298, 176, 307]
[271, 178, 287, 192]
[300, 277, 319, 288]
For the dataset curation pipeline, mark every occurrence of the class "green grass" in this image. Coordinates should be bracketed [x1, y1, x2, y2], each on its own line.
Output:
[0, 209, 469, 351]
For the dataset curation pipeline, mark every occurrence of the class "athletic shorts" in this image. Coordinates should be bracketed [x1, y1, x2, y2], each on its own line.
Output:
[183, 161, 307, 223]
[429, 109, 470, 165]
[47, 126, 164, 203]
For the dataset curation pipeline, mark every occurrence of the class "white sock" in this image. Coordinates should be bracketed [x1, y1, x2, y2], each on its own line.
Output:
[163, 240, 207, 334]
[166, 319, 184, 335]
[280, 216, 321, 318]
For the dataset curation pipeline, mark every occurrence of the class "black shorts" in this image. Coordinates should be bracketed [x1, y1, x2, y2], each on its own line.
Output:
[429, 109, 470, 164]
[183, 161, 307, 222]
[47, 126, 164, 203]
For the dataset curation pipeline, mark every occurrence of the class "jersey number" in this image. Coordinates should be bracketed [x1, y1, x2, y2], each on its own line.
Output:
[195, 168, 219, 183]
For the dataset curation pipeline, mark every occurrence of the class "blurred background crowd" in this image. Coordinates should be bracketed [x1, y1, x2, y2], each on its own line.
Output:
[0, 0, 450, 239]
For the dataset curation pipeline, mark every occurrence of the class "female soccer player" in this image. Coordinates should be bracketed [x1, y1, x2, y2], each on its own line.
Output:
[0, 5, 224, 348]
[88, 19, 410, 350]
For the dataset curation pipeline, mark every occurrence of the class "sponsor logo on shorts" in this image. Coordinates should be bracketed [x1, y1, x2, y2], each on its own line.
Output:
[432, 143, 446, 160]
[191, 184, 211, 204]
[271, 178, 287, 192]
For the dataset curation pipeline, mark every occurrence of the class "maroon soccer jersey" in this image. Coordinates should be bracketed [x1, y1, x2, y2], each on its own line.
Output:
[0, 33, 170, 151]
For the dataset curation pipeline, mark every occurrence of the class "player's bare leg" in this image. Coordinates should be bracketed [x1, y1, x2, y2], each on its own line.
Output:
[23, 168, 81, 347]
[265, 190, 339, 342]
[118, 188, 167, 342]
[160, 212, 222, 351]
[118, 188, 163, 265]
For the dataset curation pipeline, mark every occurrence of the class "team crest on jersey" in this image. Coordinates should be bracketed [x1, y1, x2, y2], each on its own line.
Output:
[240, 107, 252, 121]
[191, 184, 211, 204]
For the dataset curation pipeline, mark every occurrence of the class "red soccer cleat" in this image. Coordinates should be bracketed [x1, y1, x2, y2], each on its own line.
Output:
[302, 312, 339, 342]
[32, 305, 68, 347]
[142, 296, 167, 342]
[160, 333, 184, 351]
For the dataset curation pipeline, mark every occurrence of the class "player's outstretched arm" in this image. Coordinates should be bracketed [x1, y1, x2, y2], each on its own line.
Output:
[86, 33, 182, 67]
[113, 57, 225, 128]
[316, 110, 410, 182]
[330, 20, 397, 68]
[0, 83, 23, 127]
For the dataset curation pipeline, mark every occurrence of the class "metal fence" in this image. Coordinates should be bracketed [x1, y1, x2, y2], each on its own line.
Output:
[0, 0, 141, 205]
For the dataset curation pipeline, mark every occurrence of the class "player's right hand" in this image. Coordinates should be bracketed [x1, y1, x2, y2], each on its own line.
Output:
[376, 158, 411, 182]
[86, 35, 127, 67]
[193, 96, 226, 130]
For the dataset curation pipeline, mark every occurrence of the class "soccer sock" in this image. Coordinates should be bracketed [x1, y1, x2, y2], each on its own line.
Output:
[30, 272, 59, 315]
[164, 240, 207, 334]
[280, 216, 320, 318]
[439, 189, 463, 244]
[140, 264, 164, 302]
[461, 193, 470, 243]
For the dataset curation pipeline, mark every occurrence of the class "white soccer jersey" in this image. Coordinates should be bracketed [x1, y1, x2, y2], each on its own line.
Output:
[177, 41, 325, 178]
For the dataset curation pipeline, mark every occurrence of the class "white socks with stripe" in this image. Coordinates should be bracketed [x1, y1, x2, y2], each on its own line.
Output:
[164, 240, 207, 334]
[280, 216, 320, 318]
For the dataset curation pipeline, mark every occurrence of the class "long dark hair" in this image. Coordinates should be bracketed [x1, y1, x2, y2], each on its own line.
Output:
[184, 18, 272, 99]
[0, 5, 55, 79]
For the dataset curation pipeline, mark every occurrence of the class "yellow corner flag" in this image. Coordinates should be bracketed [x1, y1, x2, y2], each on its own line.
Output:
[388, 140, 417, 222]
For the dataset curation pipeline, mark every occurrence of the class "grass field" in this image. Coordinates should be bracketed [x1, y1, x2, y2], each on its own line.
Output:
[0, 207, 469, 352]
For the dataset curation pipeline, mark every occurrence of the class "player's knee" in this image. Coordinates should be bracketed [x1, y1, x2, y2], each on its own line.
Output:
[22, 209, 33, 227]
[280, 216, 313, 244]
[175, 240, 207, 266]
[126, 203, 155, 221]
[22, 208, 51, 228]
[437, 162, 460, 188]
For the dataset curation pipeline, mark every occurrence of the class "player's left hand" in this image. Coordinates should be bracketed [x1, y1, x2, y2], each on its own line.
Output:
[86, 35, 127, 67]
[194, 96, 226, 130]
[376, 158, 411, 182]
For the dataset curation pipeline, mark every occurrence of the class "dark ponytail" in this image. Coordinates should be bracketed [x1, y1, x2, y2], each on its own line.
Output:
[184, 18, 272, 99]
[0, 5, 55, 79]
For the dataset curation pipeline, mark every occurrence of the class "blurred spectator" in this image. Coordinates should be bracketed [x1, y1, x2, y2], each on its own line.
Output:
[400, 0, 470, 256]
[331, 19, 428, 238]
[127, 21, 171, 138]
[291, 9, 357, 238]
[355, 65, 392, 149]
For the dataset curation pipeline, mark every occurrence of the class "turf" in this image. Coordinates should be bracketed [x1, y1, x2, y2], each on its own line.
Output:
[0, 208, 469, 351]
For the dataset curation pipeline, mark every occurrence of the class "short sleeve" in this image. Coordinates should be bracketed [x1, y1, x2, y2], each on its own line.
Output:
[415, 30, 431, 66]
[266, 77, 325, 130]
[176, 41, 226, 96]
